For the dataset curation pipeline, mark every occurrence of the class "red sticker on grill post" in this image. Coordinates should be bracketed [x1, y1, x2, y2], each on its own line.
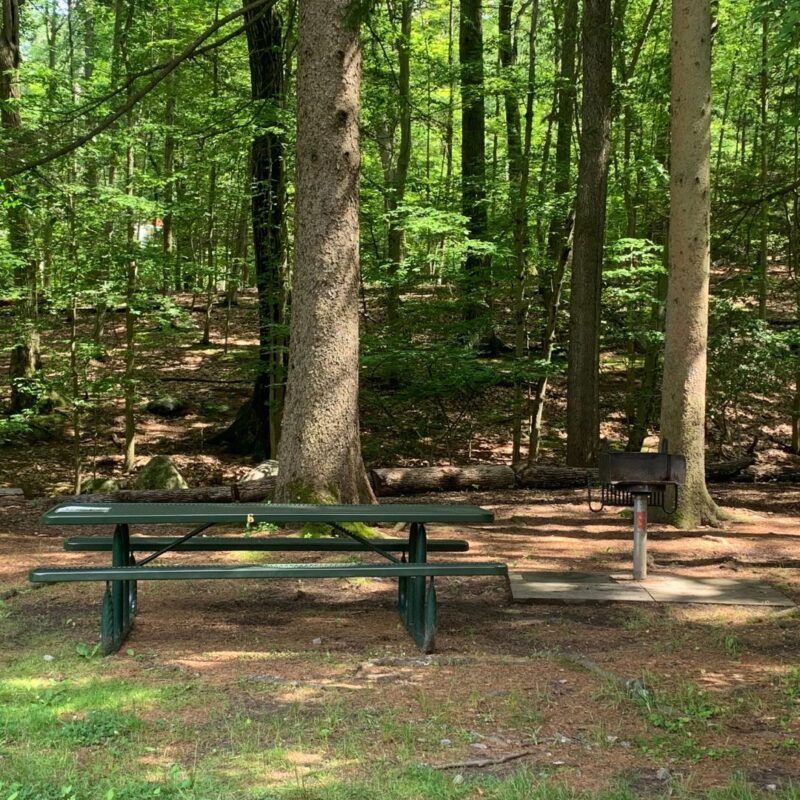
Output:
[635, 510, 647, 529]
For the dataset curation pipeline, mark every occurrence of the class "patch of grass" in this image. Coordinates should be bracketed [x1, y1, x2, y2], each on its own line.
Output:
[56, 709, 140, 747]
[235, 550, 279, 563]
[605, 672, 731, 762]
[299, 521, 381, 539]
[244, 521, 281, 534]
[782, 667, 800, 707]
[502, 689, 543, 740]
[718, 632, 743, 660]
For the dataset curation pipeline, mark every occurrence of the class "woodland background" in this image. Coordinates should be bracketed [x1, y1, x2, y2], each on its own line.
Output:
[0, 0, 799, 498]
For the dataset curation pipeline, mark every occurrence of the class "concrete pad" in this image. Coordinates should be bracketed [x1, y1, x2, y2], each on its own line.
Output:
[508, 570, 796, 607]
[640, 575, 796, 607]
[509, 571, 652, 603]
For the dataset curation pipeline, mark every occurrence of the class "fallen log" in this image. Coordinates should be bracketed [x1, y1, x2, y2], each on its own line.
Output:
[369, 465, 516, 497]
[156, 376, 250, 384]
[706, 455, 756, 481]
[655, 555, 800, 569]
[371, 456, 756, 495]
[59, 476, 276, 505]
[53, 453, 761, 506]
[515, 464, 597, 488]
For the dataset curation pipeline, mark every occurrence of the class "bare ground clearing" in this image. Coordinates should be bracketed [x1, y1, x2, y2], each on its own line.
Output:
[1, 487, 799, 793]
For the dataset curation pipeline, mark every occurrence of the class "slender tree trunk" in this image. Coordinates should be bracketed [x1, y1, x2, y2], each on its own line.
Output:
[215, 0, 286, 458]
[386, 0, 412, 323]
[162, 17, 177, 292]
[274, 0, 374, 503]
[121, 4, 136, 472]
[201, 160, 217, 345]
[123, 133, 137, 473]
[660, 0, 721, 527]
[526, 0, 578, 459]
[565, 0, 613, 467]
[443, 0, 455, 204]
[758, 16, 769, 320]
[546, 0, 578, 264]
[460, 0, 489, 321]
[501, 0, 539, 462]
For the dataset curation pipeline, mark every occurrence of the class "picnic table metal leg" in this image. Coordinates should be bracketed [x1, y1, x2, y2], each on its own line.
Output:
[101, 524, 136, 655]
[398, 522, 437, 653]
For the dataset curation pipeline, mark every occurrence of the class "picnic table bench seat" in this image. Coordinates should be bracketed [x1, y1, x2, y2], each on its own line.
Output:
[32, 502, 506, 655]
[62, 535, 470, 553]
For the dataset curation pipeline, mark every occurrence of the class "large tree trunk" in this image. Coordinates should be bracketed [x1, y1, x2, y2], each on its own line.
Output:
[274, 0, 374, 504]
[2, 0, 42, 414]
[565, 0, 613, 467]
[459, 0, 489, 321]
[660, 0, 721, 527]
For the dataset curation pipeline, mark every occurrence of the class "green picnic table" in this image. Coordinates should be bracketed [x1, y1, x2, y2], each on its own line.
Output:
[31, 502, 506, 654]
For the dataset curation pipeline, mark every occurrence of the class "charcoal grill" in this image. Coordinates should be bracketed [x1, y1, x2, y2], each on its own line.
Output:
[588, 441, 686, 580]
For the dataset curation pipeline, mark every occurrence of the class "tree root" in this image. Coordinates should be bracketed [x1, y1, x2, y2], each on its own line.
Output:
[428, 750, 537, 770]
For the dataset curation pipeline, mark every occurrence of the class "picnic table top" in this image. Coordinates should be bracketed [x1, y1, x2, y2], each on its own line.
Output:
[41, 502, 494, 526]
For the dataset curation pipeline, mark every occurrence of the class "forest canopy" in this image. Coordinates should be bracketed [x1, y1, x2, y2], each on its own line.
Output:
[0, 0, 799, 513]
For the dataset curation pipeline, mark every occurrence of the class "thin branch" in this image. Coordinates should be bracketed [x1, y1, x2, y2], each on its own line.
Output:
[1, 0, 276, 179]
[48, 15, 264, 128]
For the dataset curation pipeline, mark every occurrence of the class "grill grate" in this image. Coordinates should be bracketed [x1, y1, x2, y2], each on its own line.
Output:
[588, 482, 679, 514]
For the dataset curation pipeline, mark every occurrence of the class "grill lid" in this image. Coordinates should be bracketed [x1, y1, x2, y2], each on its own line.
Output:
[597, 447, 686, 487]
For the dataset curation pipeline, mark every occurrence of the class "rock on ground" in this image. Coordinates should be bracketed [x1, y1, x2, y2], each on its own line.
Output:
[132, 456, 188, 490]
[80, 477, 121, 494]
[241, 460, 280, 482]
[146, 395, 189, 418]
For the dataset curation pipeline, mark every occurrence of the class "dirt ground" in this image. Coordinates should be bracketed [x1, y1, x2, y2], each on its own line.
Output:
[2, 487, 799, 793]
[1, 293, 799, 794]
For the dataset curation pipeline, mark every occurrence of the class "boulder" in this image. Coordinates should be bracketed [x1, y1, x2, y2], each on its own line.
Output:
[241, 460, 280, 482]
[132, 456, 188, 490]
[146, 395, 189, 418]
[80, 477, 121, 494]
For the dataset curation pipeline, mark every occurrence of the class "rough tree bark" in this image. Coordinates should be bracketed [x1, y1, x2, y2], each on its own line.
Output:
[2, 0, 42, 413]
[565, 0, 613, 467]
[213, 0, 285, 458]
[660, 0, 722, 527]
[274, 0, 374, 504]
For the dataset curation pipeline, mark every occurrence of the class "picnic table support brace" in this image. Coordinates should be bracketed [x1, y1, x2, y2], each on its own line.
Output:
[101, 524, 137, 655]
[398, 522, 437, 652]
[330, 519, 436, 651]
[101, 520, 218, 654]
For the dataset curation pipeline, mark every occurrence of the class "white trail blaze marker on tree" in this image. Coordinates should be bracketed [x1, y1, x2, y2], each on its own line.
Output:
[660, 0, 722, 527]
[274, 0, 375, 504]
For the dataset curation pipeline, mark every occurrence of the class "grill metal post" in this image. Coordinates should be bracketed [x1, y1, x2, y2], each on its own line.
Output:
[631, 491, 649, 580]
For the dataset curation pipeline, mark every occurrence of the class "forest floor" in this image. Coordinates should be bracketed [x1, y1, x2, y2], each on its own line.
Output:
[1, 487, 799, 798]
[1, 286, 799, 797]
[0, 286, 798, 496]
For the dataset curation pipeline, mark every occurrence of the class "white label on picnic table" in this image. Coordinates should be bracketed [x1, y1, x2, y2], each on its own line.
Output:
[55, 506, 112, 513]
